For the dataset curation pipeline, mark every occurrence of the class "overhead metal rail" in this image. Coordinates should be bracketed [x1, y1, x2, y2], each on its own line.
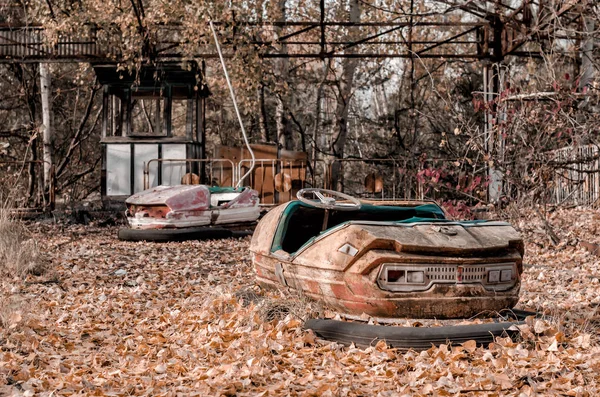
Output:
[0, 24, 488, 62]
[0, 1, 587, 63]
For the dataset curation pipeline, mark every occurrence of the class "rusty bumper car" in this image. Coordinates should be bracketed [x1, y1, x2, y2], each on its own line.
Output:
[250, 188, 527, 349]
[118, 185, 260, 241]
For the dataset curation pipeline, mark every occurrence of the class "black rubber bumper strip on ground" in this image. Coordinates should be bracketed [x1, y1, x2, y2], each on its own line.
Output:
[305, 318, 523, 351]
[117, 227, 251, 242]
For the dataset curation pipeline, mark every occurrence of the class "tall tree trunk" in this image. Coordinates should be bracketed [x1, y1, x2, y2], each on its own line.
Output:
[408, 0, 418, 152]
[312, 60, 330, 183]
[254, 1, 270, 143]
[275, 94, 292, 149]
[579, 16, 595, 92]
[330, 0, 360, 191]
[274, 0, 293, 151]
[40, 63, 53, 201]
[257, 83, 269, 142]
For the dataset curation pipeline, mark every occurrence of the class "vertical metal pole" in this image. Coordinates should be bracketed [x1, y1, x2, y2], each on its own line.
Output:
[186, 96, 194, 140]
[101, 85, 109, 139]
[113, 94, 121, 136]
[101, 143, 107, 198]
[319, 0, 325, 56]
[155, 98, 161, 135]
[157, 144, 162, 186]
[130, 143, 135, 194]
[186, 92, 196, 176]
[197, 94, 207, 183]
[163, 85, 172, 137]
[124, 88, 131, 137]
[144, 161, 149, 190]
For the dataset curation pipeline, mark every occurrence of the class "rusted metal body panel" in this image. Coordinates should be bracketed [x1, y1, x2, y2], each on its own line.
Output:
[125, 185, 260, 229]
[250, 205, 285, 252]
[250, 201, 524, 319]
[127, 185, 211, 211]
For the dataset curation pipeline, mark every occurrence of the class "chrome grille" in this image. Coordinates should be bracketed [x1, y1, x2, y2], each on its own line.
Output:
[459, 266, 488, 282]
[377, 262, 517, 293]
[427, 266, 457, 281]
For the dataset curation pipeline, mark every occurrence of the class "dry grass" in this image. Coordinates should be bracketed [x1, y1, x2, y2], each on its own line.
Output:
[0, 294, 25, 330]
[0, 193, 41, 333]
[257, 288, 326, 322]
[0, 201, 42, 277]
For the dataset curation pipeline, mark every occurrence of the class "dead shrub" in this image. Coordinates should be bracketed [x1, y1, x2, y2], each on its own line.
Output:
[0, 196, 43, 277]
[258, 289, 326, 323]
[0, 294, 25, 331]
[235, 285, 264, 307]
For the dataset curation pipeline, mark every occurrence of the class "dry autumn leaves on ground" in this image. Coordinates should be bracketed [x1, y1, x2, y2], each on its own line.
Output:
[1, 208, 600, 396]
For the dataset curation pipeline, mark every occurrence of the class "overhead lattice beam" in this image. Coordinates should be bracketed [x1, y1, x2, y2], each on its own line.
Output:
[0, 1, 587, 64]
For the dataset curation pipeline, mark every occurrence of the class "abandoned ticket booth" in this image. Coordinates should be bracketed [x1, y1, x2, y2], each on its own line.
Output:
[95, 62, 210, 201]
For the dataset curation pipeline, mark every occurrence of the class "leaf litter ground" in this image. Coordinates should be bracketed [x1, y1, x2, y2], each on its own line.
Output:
[1, 207, 600, 396]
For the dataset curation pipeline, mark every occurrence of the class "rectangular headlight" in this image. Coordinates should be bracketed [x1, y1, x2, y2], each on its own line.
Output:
[500, 269, 512, 282]
[488, 270, 500, 283]
[387, 269, 405, 283]
[406, 271, 424, 284]
[380, 267, 425, 285]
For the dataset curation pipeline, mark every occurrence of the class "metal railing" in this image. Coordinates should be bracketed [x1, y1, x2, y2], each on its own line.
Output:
[238, 158, 312, 205]
[0, 26, 101, 60]
[552, 145, 600, 206]
[143, 158, 236, 190]
[327, 158, 424, 201]
[141, 156, 429, 205]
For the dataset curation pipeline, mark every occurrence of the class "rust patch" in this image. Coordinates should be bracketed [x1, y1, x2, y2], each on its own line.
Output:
[581, 241, 600, 256]
[330, 283, 352, 301]
[305, 280, 321, 295]
[344, 300, 397, 317]
[254, 265, 264, 277]
[345, 274, 376, 297]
